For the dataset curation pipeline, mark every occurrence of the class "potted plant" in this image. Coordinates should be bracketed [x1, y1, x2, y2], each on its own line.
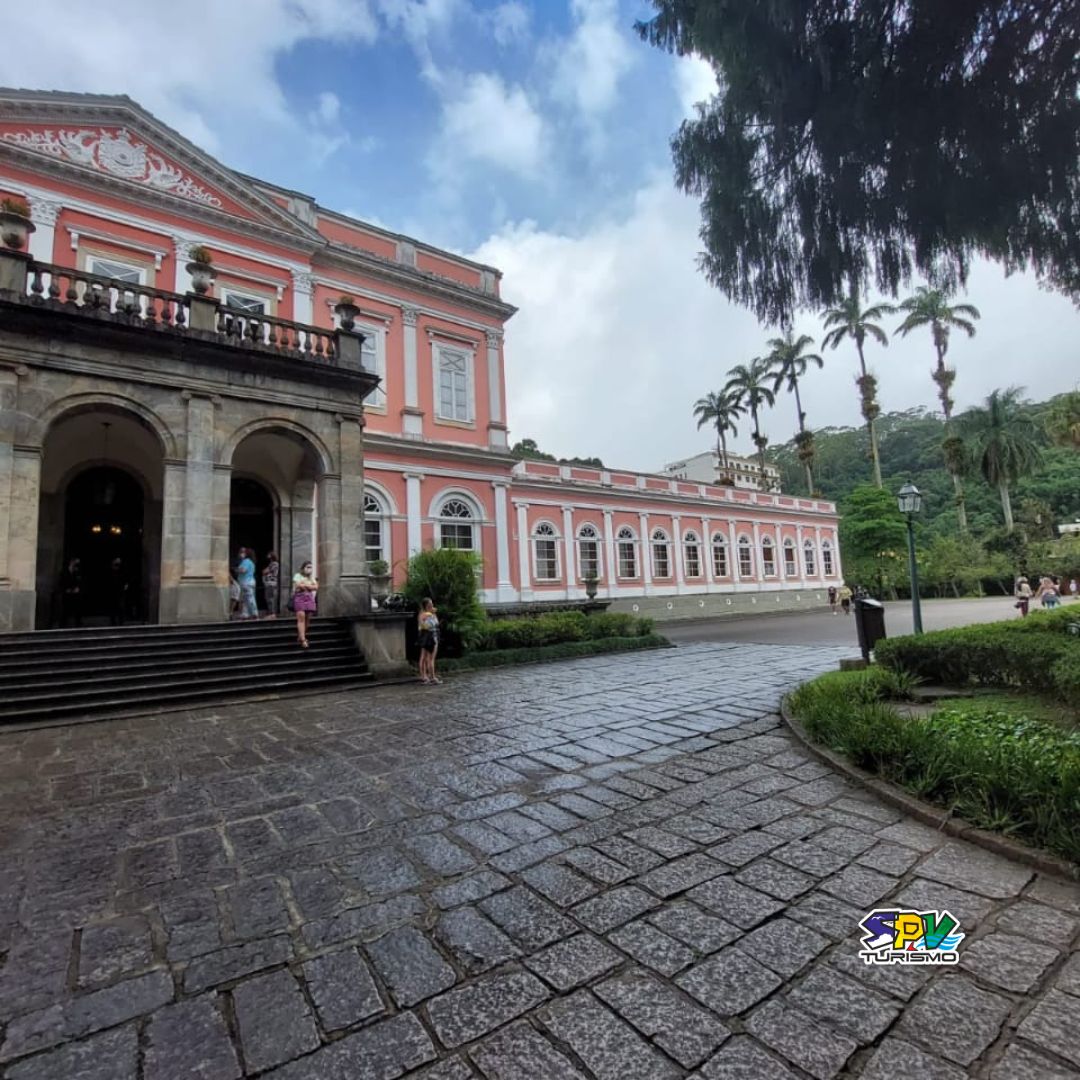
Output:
[335, 294, 360, 331]
[584, 572, 599, 600]
[368, 558, 391, 607]
[186, 245, 215, 295]
[0, 198, 34, 250]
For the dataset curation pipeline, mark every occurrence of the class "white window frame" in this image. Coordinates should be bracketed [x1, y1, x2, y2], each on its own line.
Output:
[711, 533, 729, 578]
[804, 540, 817, 576]
[683, 531, 702, 579]
[87, 255, 146, 285]
[783, 540, 797, 576]
[363, 491, 388, 568]
[532, 521, 561, 582]
[651, 528, 672, 579]
[738, 535, 754, 578]
[354, 321, 387, 410]
[220, 287, 268, 315]
[436, 496, 478, 553]
[761, 536, 776, 577]
[616, 526, 638, 580]
[433, 341, 476, 424]
[577, 523, 603, 581]
[822, 541, 835, 577]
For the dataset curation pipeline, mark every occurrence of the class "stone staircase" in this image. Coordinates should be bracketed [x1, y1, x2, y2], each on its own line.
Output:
[0, 618, 373, 725]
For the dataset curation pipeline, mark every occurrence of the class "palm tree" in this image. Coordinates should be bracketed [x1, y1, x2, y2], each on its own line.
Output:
[820, 294, 896, 488]
[692, 390, 744, 483]
[961, 387, 1042, 532]
[766, 329, 823, 495]
[895, 287, 981, 532]
[724, 357, 776, 491]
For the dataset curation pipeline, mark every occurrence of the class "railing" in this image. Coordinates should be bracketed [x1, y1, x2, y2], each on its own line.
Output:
[14, 261, 339, 362]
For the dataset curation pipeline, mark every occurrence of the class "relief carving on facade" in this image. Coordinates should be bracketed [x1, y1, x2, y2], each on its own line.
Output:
[2, 127, 224, 207]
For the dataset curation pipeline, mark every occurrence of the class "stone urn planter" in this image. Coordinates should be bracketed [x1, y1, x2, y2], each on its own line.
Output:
[368, 560, 391, 608]
[335, 295, 360, 331]
[186, 245, 215, 295]
[0, 199, 35, 250]
[584, 574, 599, 600]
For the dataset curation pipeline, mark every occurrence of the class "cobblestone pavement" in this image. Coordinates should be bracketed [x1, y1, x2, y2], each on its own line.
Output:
[1, 642, 1078, 1079]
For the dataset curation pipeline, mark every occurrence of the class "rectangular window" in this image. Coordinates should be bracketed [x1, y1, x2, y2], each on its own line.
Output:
[535, 539, 559, 580]
[712, 542, 728, 578]
[739, 544, 753, 577]
[685, 543, 701, 578]
[804, 546, 817, 576]
[355, 323, 387, 409]
[363, 518, 382, 565]
[618, 541, 637, 579]
[435, 344, 473, 423]
[440, 523, 474, 551]
[762, 545, 776, 576]
[823, 547, 834, 576]
[578, 540, 600, 579]
[784, 545, 797, 576]
[652, 543, 671, 579]
[88, 256, 144, 284]
[222, 290, 266, 314]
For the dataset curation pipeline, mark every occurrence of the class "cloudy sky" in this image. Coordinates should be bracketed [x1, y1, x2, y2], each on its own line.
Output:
[9, 0, 1078, 471]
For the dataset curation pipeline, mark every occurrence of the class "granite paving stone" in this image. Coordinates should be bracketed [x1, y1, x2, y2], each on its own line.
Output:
[959, 931, 1061, 992]
[426, 969, 550, 1047]
[403, 833, 477, 876]
[692, 1036, 802, 1080]
[183, 934, 292, 994]
[734, 857, 816, 901]
[432, 870, 512, 910]
[571, 885, 660, 933]
[232, 969, 320, 1073]
[989, 1043, 1080, 1080]
[637, 853, 728, 898]
[521, 861, 599, 907]
[524, 932, 623, 990]
[541, 989, 682, 1080]
[770, 840, 851, 878]
[996, 900, 1079, 948]
[707, 831, 786, 868]
[226, 876, 291, 939]
[338, 848, 423, 898]
[735, 917, 830, 978]
[855, 840, 921, 876]
[818, 864, 898, 908]
[470, 1021, 587, 1080]
[785, 965, 900, 1043]
[366, 927, 457, 1007]
[685, 876, 786, 929]
[746, 998, 858, 1079]
[143, 996, 241, 1080]
[677, 947, 783, 1016]
[435, 907, 521, 974]
[592, 835, 665, 872]
[918, 842, 1034, 899]
[561, 847, 635, 885]
[1056, 952, 1080, 993]
[76, 916, 154, 987]
[859, 1037, 967, 1080]
[301, 894, 425, 950]
[1016, 988, 1080, 1068]
[301, 947, 383, 1031]
[898, 974, 1012, 1065]
[4, 1026, 139, 1080]
[595, 967, 730, 1068]
[479, 886, 578, 950]
[607, 920, 695, 977]
[490, 833, 569, 873]
[647, 901, 740, 953]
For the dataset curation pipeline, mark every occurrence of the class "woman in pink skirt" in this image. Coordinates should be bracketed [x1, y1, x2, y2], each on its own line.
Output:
[291, 561, 318, 648]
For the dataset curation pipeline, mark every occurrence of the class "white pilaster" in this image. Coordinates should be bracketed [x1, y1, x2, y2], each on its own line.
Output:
[832, 529, 845, 582]
[492, 481, 514, 601]
[403, 307, 420, 407]
[814, 525, 825, 584]
[291, 269, 314, 325]
[638, 513, 652, 593]
[672, 514, 685, 593]
[516, 502, 532, 600]
[486, 330, 503, 423]
[752, 522, 763, 588]
[775, 523, 786, 584]
[703, 517, 714, 586]
[27, 198, 60, 263]
[561, 506, 576, 600]
[405, 473, 423, 556]
[602, 509, 616, 598]
[172, 236, 194, 294]
[796, 523, 807, 587]
[729, 519, 741, 583]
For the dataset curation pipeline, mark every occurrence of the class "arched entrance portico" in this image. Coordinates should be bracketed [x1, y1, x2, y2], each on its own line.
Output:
[36, 406, 165, 628]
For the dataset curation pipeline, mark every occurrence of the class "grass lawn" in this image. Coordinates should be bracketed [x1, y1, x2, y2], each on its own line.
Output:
[943, 689, 1080, 733]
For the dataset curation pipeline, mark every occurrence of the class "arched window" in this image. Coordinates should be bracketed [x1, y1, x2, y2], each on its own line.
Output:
[532, 521, 560, 581]
[761, 536, 776, 576]
[803, 539, 817, 576]
[616, 526, 638, 579]
[577, 523, 602, 581]
[738, 535, 754, 577]
[711, 533, 729, 578]
[683, 530, 702, 578]
[438, 497, 476, 551]
[651, 528, 672, 579]
[363, 491, 387, 567]
[783, 539, 797, 576]
[822, 540, 835, 577]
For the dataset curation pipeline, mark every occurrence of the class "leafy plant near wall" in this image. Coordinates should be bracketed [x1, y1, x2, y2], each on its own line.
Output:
[401, 547, 486, 653]
[188, 245, 213, 265]
[0, 197, 30, 217]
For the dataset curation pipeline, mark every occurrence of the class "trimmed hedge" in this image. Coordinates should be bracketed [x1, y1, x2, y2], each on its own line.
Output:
[875, 614, 1080, 708]
[788, 669, 1080, 863]
[439, 634, 671, 671]
[473, 610, 654, 652]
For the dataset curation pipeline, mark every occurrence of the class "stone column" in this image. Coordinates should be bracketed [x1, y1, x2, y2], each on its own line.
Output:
[172, 237, 194, 295]
[492, 481, 515, 601]
[334, 414, 366, 613]
[291, 269, 314, 325]
[486, 329, 507, 449]
[561, 505, 576, 600]
[752, 522, 763, 588]
[516, 501, 532, 601]
[638, 512, 652, 594]
[796, 523, 807, 587]
[832, 529, 845, 583]
[729, 519, 741, 584]
[672, 514, 684, 593]
[602, 509, 616, 598]
[27, 197, 60, 264]
[402, 307, 424, 438]
[775, 523, 787, 584]
[405, 473, 423, 555]
[702, 517, 714, 587]
[814, 525, 826, 584]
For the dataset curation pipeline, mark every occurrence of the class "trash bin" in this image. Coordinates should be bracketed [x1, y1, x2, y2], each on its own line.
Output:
[854, 597, 886, 661]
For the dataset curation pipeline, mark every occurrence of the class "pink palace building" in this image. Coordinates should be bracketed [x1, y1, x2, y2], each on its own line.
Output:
[0, 90, 840, 631]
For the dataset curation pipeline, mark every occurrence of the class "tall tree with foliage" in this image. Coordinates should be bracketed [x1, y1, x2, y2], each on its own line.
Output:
[724, 358, 776, 490]
[636, 1, 1080, 324]
[1046, 391, 1080, 451]
[766, 330, 823, 495]
[820, 295, 895, 488]
[895, 287, 981, 532]
[961, 388, 1043, 534]
[838, 484, 907, 596]
[692, 389, 743, 482]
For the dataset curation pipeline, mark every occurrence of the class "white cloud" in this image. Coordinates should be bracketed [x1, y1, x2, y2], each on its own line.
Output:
[0, 0, 377, 160]
[490, 1, 530, 46]
[674, 55, 716, 118]
[313, 91, 342, 125]
[377, 0, 461, 82]
[471, 175, 1080, 473]
[551, 0, 635, 117]
[439, 72, 546, 176]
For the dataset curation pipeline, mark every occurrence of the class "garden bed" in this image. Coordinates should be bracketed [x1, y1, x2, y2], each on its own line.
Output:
[438, 633, 672, 672]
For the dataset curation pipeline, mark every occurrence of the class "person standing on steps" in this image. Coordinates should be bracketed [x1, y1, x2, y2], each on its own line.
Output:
[262, 552, 280, 619]
[60, 557, 83, 627]
[292, 561, 318, 648]
[236, 547, 258, 621]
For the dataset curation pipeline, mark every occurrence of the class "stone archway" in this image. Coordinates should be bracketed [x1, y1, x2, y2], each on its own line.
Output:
[36, 405, 165, 628]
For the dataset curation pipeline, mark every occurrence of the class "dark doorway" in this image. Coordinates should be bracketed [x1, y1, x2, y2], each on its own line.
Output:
[63, 466, 145, 622]
[230, 476, 275, 578]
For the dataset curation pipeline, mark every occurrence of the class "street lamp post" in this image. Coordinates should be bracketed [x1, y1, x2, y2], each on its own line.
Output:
[897, 483, 923, 634]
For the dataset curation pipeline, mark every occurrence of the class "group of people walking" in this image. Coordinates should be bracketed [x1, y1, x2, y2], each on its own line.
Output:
[1014, 574, 1077, 617]
[229, 548, 318, 647]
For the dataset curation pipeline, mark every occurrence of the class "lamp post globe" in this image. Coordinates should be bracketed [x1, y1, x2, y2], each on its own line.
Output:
[897, 483, 923, 634]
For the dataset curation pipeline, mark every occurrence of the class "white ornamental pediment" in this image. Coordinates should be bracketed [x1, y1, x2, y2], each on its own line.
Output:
[1, 126, 225, 208]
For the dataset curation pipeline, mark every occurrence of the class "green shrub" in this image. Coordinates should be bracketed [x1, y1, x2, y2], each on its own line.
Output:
[441, 634, 671, 670]
[402, 547, 486, 652]
[581, 612, 637, 639]
[635, 616, 655, 637]
[474, 610, 654, 651]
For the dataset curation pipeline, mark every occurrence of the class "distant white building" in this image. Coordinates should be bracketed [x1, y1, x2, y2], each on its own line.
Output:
[661, 450, 781, 492]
